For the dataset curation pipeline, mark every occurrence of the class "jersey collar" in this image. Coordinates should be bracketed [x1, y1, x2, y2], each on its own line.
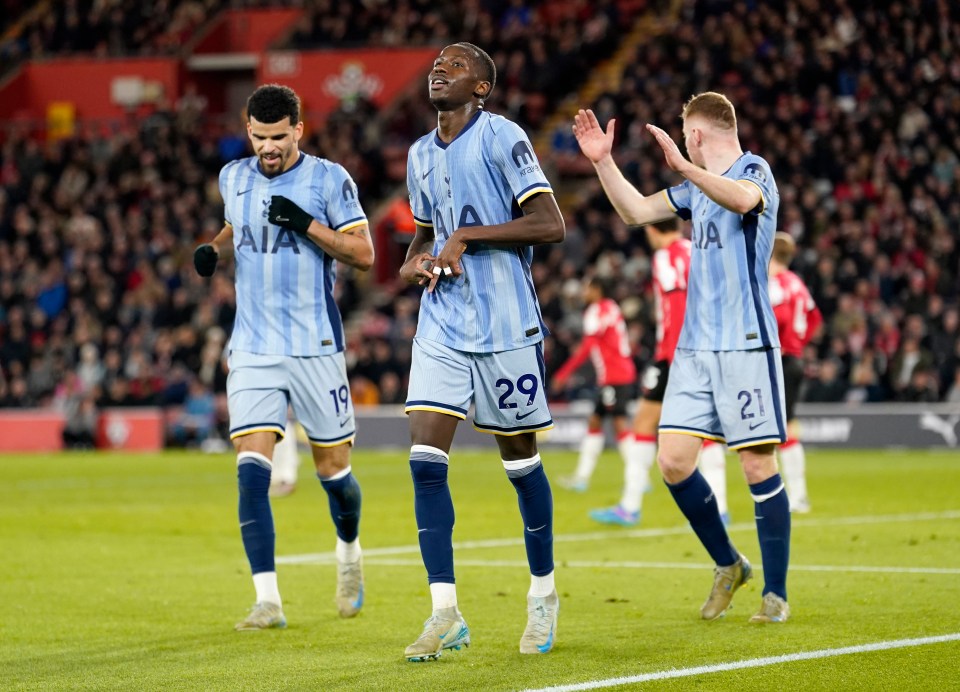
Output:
[433, 110, 484, 150]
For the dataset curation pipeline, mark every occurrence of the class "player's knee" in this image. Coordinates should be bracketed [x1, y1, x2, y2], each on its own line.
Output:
[657, 447, 697, 483]
[739, 446, 778, 483]
[312, 443, 350, 477]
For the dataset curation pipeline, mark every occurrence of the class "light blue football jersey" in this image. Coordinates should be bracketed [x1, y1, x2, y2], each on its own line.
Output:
[219, 153, 367, 356]
[406, 110, 554, 353]
[663, 152, 781, 352]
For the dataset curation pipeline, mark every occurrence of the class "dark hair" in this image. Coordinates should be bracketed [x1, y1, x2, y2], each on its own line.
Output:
[647, 217, 679, 233]
[454, 42, 497, 100]
[247, 84, 301, 125]
[588, 276, 613, 298]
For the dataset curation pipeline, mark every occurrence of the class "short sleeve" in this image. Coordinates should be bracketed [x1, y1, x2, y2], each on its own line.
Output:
[662, 182, 692, 221]
[218, 164, 233, 227]
[406, 145, 433, 228]
[490, 119, 553, 205]
[322, 163, 367, 233]
[738, 155, 775, 217]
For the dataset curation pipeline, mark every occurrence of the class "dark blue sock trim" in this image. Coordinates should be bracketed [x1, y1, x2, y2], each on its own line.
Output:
[750, 474, 783, 496]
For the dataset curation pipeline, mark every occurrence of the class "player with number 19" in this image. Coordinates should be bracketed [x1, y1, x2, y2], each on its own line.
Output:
[399, 43, 565, 661]
[193, 84, 374, 631]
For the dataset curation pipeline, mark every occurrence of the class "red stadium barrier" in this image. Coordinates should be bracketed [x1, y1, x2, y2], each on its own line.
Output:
[0, 410, 65, 452]
[96, 408, 165, 451]
[259, 47, 436, 117]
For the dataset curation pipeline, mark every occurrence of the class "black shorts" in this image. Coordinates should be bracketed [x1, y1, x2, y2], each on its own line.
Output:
[594, 383, 634, 417]
[782, 354, 804, 421]
[640, 359, 670, 403]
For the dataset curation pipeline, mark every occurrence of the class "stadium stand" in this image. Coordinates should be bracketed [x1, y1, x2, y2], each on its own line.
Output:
[0, 0, 958, 447]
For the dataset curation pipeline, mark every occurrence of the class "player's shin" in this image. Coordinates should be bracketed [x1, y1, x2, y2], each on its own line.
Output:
[409, 446, 456, 599]
[698, 441, 729, 517]
[666, 468, 739, 566]
[779, 440, 810, 511]
[573, 430, 605, 485]
[751, 474, 791, 600]
[504, 455, 555, 588]
[318, 466, 362, 546]
[622, 433, 656, 512]
[238, 453, 280, 605]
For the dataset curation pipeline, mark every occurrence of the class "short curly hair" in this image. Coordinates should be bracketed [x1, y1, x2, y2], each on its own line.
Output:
[247, 84, 301, 125]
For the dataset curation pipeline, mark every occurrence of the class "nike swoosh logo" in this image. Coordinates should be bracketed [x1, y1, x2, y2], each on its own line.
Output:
[748, 421, 764, 430]
[421, 168, 433, 180]
[339, 418, 350, 428]
[237, 189, 254, 196]
[418, 528, 428, 533]
[240, 519, 256, 527]
[275, 216, 289, 223]
[526, 524, 547, 532]
[516, 409, 538, 421]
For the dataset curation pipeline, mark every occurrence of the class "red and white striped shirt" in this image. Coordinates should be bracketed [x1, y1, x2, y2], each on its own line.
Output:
[769, 269, 822, 357]
[653, 238, 691, 364]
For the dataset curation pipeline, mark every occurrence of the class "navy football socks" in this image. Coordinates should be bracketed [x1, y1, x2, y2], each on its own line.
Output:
[237, 456, 275, 574]
[318, 471, 362, 542]
[751, 473, 791, 600]
[507, 460, 555, 577]
[666, 468, 739, 566]
[410, 448, 455, 584]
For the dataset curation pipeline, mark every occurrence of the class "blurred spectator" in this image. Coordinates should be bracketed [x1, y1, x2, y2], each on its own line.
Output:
[167, 376, 216, 447]
[805, 359, 849, 403]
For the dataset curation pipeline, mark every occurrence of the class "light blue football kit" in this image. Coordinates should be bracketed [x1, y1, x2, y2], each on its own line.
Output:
[658, 153, 786, 449]
[404, 110, 553, 434]
[220, 153, 366, 445]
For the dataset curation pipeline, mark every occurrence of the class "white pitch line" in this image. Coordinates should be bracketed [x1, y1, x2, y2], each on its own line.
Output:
[276, 509, 960, 565]
[313, 557, 960, 575]
[519, 632, 960, 692]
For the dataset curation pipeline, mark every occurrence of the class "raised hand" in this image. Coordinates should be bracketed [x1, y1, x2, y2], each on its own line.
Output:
[573, 109, 615, 164]
[646, 124, 692, 176]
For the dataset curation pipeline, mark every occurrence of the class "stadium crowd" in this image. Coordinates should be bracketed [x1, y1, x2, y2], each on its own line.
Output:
[1, 0, 959, 448]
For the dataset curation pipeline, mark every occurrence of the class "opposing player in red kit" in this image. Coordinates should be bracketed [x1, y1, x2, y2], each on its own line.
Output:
[553, 277, 640, 520]
[768, 232, 821, 512]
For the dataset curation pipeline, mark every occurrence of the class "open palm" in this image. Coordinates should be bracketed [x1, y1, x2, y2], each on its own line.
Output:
[573, 109, 615, 163]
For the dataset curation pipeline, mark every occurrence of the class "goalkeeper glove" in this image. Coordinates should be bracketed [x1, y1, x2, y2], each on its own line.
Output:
[268, 195, 313, 234]
[194, 244, 219, 277]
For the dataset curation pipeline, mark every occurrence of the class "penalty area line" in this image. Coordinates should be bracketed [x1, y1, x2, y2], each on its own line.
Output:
[519, 632, 960, 692]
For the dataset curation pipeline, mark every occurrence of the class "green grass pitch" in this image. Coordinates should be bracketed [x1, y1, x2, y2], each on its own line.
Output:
[3, 447, 959, 690]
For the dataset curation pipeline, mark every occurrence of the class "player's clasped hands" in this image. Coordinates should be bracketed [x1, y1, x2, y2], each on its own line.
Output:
[400, 251, 437, 288]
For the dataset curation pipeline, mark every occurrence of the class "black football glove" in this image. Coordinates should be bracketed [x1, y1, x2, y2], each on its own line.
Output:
[268, 195, 313, 234]
[193, 244, 219, 277]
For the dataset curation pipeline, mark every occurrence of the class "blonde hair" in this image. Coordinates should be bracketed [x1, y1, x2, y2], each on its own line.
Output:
[682, 92, 737, 130]
[772, 232, 797, 265]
